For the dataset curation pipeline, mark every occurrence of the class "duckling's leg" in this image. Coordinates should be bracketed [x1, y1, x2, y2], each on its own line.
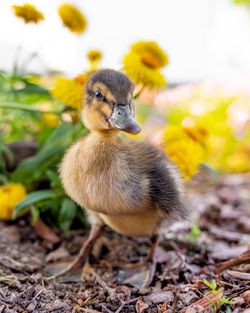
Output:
[118, 234, 160, 289]
[46, 224, 104, 282]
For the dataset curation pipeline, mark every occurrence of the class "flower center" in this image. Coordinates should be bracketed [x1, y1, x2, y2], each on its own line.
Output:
[141, 52, 160, 69]
[74, 74, 87, 85]
[184, 128, 200, 142]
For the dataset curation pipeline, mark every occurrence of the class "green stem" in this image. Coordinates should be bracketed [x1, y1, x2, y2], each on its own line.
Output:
[0, 102, 62, 114]
[133, 85, 145, 99]
[0, 278, 19, 283]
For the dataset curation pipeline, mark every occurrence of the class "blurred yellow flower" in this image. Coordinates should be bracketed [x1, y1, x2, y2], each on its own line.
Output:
[0, 183, 27, 220]
[183, 126, 208, 148]
[227, 153, 250, 173]
[12, 4, 44, 24]
[58, 3, 87, 34]
[43, 113, 60, 127]
[51, 74, 87, 109]
[73, 74, 88, 85]
[233, 0, 250, 5]
[123, 41, 168, 89]
[163, 126, 208, 179]
[87, 50, 102, 71]
[87, 50, 102, 63]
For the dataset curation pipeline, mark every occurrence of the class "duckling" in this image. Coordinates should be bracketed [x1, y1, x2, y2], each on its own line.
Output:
[50, 69, 188, 288]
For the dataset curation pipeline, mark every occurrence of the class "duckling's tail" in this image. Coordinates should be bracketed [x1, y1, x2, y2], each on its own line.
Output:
[174, 200, 190, 221]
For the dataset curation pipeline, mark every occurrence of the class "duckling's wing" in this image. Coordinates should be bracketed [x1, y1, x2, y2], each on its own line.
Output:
[128, 141, 189, 220]
[148, 152, 189, 220]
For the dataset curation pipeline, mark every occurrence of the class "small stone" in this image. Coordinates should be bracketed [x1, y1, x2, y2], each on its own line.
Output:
[147, 291, 174, 304]
[179, 291, 199, 306]
[45, 246, 70, 263]
[238, 216, 250, 233]
[136, 299, 149, 313]
[242, 290, 250, 305]
[26, 302, 37, 311]
[29, 273, 43, 284]
[231, 296, 244, 306]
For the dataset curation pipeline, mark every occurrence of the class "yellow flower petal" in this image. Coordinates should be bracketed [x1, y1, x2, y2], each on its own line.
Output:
[12, 3, 44, 24]
[0, 183, 27, 220]
[51, 75, 87, 109]
[43, 113, 59, 127]
[58, 3, 87, 34]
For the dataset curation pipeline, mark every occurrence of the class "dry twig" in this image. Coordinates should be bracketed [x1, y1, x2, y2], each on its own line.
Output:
[115, 297, 140, 313]
[171, 289, 180, 313]
[215, 248, 250, 273]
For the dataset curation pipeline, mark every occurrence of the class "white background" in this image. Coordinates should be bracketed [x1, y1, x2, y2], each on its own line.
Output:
[0, 0, 250, 83]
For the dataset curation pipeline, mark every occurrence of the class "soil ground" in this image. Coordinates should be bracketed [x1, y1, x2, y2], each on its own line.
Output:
[0, 173, 250, 313]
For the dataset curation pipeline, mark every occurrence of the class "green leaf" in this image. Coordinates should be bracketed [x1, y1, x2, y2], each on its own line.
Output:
[0, 174, 9, 184]
[59, 198, 77, 234]
[38, 127, 56, 147]
[188, 224, 203, 243]
[13, 83, 49, 95]
[37, 198, 61, 212]
[11, 123, 76, 183]
[221, 297, 234, 305]
[13, 190, 57, 219]
[0, 102, 56, 113]
[203, 279, 216, 290]
[46, 169, 62, 189]
[211, 279, 217, 290]
[0, 133, 14, 174]
[31, 206, 40, 222]
[0, 143, 14, 164]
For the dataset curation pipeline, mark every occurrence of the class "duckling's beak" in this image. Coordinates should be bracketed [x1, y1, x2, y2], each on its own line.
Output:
[109, 105, 141, 135]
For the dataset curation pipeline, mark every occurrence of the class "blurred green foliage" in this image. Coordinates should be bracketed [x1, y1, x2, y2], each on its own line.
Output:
[0, 70, 89, 233]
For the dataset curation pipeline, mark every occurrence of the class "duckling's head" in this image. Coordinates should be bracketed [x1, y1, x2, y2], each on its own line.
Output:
[82, 69, 141, 134]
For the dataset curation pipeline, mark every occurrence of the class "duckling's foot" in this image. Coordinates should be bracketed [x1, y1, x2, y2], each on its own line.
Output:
[45, 223, 104, 283]
[118, 261, 156, 290]
[117, 234, 159, 289]
[46, 258, 92, 283]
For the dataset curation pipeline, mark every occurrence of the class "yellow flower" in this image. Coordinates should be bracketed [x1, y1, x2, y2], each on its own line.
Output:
[87, 50, 102, 63]
[12, 4, 44, 24]
[227, 153, 250, 173]
[51, 74, 87, 109]
[163, 126, 208, 179]
[0, 183, 27, 220]
[123, 41, 168, 89]
[43, 113, 59, 127]
[58, 3, 87, 34]
[87, 50, 102, 71]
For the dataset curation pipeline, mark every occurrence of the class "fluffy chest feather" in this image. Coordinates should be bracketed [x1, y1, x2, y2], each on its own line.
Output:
[61, 137, 150, 216]
[83, 146, 150, 214]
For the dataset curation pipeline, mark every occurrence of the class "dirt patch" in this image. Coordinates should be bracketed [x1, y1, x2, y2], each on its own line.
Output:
[0, 174, 250, 312]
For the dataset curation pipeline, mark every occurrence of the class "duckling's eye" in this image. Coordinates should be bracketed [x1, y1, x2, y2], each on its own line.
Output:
[95, 90, 104, 101]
